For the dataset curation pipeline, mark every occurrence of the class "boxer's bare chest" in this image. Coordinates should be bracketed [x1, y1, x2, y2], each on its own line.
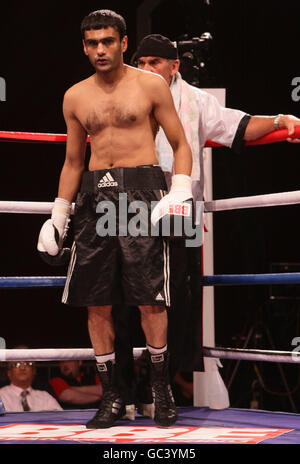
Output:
[76, 80, 153, 136]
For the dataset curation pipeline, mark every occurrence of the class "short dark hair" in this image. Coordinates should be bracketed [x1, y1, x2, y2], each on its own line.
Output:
[81, 9, 127, 40]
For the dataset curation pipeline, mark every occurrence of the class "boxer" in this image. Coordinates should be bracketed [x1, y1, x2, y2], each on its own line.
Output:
[37, 9, 193, 428]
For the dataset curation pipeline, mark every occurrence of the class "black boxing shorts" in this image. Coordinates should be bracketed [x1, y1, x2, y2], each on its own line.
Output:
[62, 165, 170, 307]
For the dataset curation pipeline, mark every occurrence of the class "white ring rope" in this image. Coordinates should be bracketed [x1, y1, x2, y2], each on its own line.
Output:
[1, 347, 300, 364]
[1, 190, 300, 215]
[203, 347, 300, 364]
[0, 348, 146, 362]
[0, 201, 75, 215]
[205, 189, 300, 212]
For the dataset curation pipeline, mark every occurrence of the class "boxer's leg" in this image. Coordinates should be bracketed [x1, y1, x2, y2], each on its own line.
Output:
[113, 304, 137, 419]
[88, 305, 115, 354]
[86, 305, 125, 429]
[139, 305, 177, 427]
[139, 305, 167, 347]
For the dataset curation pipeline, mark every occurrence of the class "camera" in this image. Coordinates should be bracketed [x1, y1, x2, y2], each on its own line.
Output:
[177, 33, 214, 87]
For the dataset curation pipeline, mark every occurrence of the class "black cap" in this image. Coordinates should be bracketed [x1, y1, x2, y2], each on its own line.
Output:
[136, 34, 178, 60]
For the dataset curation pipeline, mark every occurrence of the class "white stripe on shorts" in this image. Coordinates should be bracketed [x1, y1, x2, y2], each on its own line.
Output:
[163, 239, 170, 306]
[62, 241, 77, 304]
[159, 189, 170, 306]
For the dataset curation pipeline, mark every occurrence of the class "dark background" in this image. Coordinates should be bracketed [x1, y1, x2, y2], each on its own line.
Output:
[1, 0, 300, 411]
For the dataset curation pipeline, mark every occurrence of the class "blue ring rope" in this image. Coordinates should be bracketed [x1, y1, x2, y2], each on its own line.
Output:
[200, 273, 300, 286]
[1, 273, 300, 288]
[0, 277, 66, 288]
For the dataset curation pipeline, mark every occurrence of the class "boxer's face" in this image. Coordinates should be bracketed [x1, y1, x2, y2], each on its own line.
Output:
[137, 56, 179, 86]
[83, 27, 128, 73]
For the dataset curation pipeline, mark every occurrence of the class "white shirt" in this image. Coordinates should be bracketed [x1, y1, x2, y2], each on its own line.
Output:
[0, 384, 62, 412]
[190, 85, 248, 205]
[156, 73, 249, 206]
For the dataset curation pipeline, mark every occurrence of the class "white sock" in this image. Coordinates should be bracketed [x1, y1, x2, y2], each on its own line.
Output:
[95, 352, 115, 365]
[146, 344, 167, 355]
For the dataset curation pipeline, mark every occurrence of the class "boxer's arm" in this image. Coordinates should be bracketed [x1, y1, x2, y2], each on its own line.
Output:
[149, 76, 193, 228]
[151, 76, 192, 176]
[57, 90, 87, 202]
[37, 91, 86, 262]
[245, 114, 300, 142]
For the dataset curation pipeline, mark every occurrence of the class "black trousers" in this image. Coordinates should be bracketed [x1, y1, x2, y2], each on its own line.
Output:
[113, 242, 204, 405]
[168, 242, 204, 375]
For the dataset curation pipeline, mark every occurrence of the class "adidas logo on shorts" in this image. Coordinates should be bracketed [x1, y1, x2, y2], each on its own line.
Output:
[98, 172, 118, 188]
[155, 292, 164, 301]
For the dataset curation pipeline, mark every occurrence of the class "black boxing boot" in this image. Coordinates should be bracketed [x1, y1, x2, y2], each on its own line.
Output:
[148, 350, 178, 427]
[136, 354, 154, 419]
[86, 360, 125, 429]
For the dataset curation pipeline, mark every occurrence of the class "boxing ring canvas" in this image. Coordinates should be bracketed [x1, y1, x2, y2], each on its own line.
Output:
[0, 406, 299, 444]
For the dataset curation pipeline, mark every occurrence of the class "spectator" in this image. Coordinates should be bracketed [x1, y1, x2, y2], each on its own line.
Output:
[49, 360, 102, 409]
[0, 356, 62, 412]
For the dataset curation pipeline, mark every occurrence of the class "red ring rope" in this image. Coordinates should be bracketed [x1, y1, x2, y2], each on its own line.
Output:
[0, 126, 300, 146]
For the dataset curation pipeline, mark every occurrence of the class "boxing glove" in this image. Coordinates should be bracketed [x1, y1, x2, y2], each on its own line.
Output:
[37, 197, 71, 266]
[151, 174, 194, 238]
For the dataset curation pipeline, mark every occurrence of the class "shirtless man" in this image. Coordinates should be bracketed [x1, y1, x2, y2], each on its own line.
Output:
[37, 10, 193, 428]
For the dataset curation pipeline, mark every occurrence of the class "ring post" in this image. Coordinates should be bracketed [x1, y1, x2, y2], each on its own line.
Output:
[193, 89, 229, 409]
